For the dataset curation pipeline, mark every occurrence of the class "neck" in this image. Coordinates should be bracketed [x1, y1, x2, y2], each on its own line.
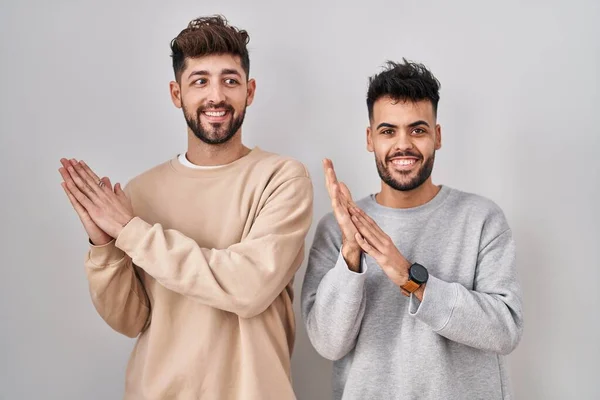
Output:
[375, 178, 440, 209]
[185, 130, 250, 166]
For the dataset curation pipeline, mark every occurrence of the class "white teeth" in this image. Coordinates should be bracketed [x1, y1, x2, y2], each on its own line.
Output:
[205, 111, 226, 117]
[392, 159, 416, 166]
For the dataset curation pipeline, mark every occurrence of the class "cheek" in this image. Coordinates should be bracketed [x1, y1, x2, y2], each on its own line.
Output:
[416, 138, 436, 156]
[183, 89, 205, 105]
[374, 142, 391, 160]
[229, 89, 248, 106]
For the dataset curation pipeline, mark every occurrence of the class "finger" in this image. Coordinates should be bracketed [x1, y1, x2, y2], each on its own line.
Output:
[64, 177, 96, 210]
[60, 158, 73, 170]
[92, 176, 116, 201]
[78, 160, 101, 183]
[60, 159, 78, 184]
[114, 182, 132, 209]
[351, 213, 386, 250]
[66, 163, 98, 200]
[79, 162, 114, 199]
[62, 182, 92, 218]
[331, 183, 350, 214]
[79, 161, 112, 195]
[330, 185, 360, 234]
[323, 159, 338, 199]
[330, 184, 346, 215]
[115, 182, 127, 198]
[58, 166, 73, 184]
[338, 182, 356, 208]
[339, 182, 353, 201]
[102, 176, 113, 192]
[355, 232, 383, 259]
[73, 161, 102, 192]
[351, 206, 387, 237]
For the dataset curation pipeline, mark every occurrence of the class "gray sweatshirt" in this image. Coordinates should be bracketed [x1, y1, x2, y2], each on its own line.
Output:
[301, 185, 523, 400]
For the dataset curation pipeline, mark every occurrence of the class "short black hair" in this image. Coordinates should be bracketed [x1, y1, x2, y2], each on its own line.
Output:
[366, 58, 441, 121]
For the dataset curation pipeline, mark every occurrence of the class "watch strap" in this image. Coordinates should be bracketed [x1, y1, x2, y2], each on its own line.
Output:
[400, 279, 421, 296]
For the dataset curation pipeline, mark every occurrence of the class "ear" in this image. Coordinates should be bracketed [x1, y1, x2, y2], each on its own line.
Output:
[435, 124, 442, 150]
[367, 126, 374, 152]
[170, 81, 182, 109]
[245, 78, 256, 107]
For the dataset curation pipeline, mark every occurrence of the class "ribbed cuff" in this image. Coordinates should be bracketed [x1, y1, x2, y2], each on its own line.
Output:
[88, 240, 126, 267]
[115, 216, 152, 256]
[329, 249, 368, 295]
[409, 274, 459, 332]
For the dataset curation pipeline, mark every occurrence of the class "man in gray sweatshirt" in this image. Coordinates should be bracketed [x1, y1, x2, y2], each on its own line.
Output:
[301, 59, 523, 400]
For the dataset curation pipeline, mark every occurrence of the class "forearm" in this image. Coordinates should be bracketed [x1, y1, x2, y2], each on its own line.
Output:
[410, 275, 523, 354]
[85, 241, 150, 338]
[302, 250, 368, 361]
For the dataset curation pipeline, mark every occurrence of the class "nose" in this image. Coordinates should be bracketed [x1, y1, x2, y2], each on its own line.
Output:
[207, 83, 226, 104]
[393, 132, 414, 152]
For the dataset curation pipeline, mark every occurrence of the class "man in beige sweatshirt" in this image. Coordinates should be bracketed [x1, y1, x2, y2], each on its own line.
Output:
[57, 15, 313, 400]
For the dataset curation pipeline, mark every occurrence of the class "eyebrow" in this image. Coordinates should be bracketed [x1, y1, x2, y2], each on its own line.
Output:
[376, 120, 430, 130]
[188, 68, 242, 79]
[376, 122, 398, 130]
[408, 120, 430, 128]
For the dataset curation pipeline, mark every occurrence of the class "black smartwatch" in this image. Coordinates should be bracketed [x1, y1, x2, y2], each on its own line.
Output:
[400, 263, 429, 295]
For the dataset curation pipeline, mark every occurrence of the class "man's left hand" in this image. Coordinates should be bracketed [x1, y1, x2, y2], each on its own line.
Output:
[59, 158, 134, 239]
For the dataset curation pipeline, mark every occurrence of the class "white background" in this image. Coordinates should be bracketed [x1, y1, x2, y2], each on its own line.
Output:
[1, 0, 598, 399]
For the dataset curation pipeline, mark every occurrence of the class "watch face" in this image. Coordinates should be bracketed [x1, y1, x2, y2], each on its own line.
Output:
[410, 263, 429, 284]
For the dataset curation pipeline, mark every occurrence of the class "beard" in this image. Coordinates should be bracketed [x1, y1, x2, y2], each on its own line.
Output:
[375, 149, 435, 192]
[182, 100, 247, 145]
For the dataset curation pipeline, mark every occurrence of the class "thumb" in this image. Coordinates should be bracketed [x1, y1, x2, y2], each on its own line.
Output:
[114, 183, 127, 199]
[339, 182, 356, 207]
[114, 183, 131, 207]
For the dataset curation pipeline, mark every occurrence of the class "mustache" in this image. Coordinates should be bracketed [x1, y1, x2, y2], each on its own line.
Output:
[198, 102, 235, 113]
[386, 151, 422, 162]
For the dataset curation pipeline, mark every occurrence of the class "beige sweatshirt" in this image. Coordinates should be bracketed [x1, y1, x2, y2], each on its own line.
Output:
[84, 147, 313, 400]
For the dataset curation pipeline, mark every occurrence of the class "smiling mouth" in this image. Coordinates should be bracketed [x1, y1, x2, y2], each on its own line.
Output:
[201, 109, 230, 122]
[204, 110, 227, 117]
[389, 158, 420, 171]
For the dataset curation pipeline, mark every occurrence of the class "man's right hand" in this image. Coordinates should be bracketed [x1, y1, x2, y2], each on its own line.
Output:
[59, 158, 113, 246]
[323, 159, 362, 272]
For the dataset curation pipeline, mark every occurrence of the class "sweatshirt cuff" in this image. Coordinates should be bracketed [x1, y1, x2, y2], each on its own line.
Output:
[115, 216, 152, 256]
[329, 249, 368, 294]
[409, 274, 459, 332]
[88, 240, 126, 267]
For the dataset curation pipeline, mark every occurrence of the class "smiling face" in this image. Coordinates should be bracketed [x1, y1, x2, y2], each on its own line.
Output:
[169, 53, 256, 145]
[367, 96, 441, 192]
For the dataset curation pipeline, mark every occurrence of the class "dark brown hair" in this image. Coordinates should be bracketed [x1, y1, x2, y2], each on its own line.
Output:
[367, 59, 441, 121]
[170, 15, 250, 81]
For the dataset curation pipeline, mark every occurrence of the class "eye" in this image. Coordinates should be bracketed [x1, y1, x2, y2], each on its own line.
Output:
[224, 78, 240, 86]
[381, 129, 394, 135]
[193, 78, 207, 86]
[412, 128, 426, 135]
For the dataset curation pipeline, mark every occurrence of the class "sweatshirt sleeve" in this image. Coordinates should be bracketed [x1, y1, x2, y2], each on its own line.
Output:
[301, 215, 368, 361]
[84, 240, 151, 338]
[409, 222, 523, 355]
[114, 175, 313, 319]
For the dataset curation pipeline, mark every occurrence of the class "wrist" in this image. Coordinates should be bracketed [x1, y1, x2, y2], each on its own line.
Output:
[396, 259, 411, 287]
[399, 262, 429, 297]
[342, 244, 362, 272]
[111, 217, 131, 238]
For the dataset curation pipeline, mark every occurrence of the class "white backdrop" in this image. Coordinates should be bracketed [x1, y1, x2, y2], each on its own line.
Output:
[1, 0, 599, 399]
